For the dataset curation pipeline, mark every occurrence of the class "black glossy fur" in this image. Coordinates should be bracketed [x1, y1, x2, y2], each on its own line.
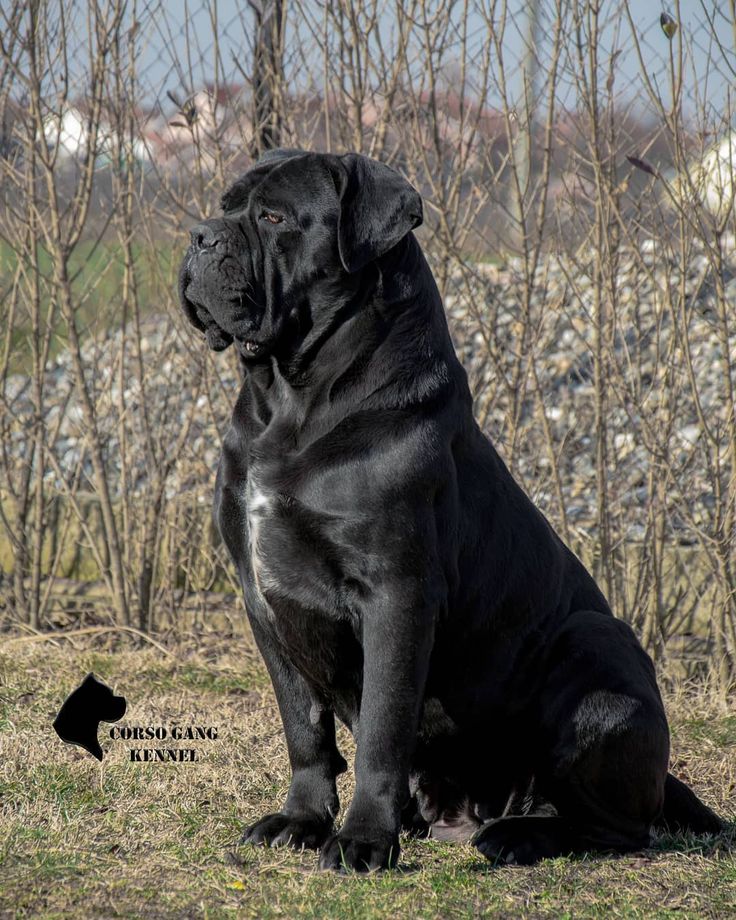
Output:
[179, 149, 723, 871]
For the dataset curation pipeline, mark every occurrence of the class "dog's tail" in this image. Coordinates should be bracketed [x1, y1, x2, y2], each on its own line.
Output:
[655, 772, 724, 835]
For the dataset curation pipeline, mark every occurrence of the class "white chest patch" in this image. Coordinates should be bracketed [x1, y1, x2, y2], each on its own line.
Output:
[245, 471, 275, 602]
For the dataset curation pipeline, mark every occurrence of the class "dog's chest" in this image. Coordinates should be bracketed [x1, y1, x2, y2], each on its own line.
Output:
[240, 463, 322, 604]
[231, 461, 363, 616]
[236, 462, 363, 710]
[244, 468, 277, 601]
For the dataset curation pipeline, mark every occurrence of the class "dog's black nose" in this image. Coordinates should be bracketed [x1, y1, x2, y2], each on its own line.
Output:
[190, 223, 218, 249]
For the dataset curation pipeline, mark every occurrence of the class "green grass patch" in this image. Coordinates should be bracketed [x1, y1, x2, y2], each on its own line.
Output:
[677, 715, 736, 748]
[0, 627, 734, 918]
[1, 237, 177, 373]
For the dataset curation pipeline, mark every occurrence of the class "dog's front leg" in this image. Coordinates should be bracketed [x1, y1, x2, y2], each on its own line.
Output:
[241, 614, 346, 851]
[320, 583, 436, 872]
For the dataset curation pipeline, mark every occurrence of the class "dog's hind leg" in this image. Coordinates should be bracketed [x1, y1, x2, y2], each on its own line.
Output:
[474, 610, 670, 865]
[418, 777, 482, 842]
[656, 772, 723, 835]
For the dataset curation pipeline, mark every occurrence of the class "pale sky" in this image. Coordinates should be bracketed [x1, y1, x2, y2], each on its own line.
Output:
[132, 1, 734, 125]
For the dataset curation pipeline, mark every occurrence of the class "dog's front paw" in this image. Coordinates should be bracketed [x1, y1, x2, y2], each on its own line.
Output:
[319, 828, 400, 872]
[241, 812, 332, 851]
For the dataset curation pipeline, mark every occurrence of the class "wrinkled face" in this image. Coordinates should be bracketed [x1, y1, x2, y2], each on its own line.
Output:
[179, 149, 423, 361]
[180, 151, 343, 359]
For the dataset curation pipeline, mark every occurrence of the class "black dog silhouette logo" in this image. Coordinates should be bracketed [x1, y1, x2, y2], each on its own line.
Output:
[53, 673, 127, 761]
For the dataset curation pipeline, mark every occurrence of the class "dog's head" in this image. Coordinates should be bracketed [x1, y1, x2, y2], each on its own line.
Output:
[179, 150, 423, 360]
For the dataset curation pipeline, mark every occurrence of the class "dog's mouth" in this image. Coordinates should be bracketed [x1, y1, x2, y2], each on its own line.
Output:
[235, 336, 267, 359]
[180, 254, 273, 357]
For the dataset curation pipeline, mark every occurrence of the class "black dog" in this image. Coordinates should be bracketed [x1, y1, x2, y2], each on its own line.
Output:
[53, 672, 127, 761]
[179, 149, 723, 871]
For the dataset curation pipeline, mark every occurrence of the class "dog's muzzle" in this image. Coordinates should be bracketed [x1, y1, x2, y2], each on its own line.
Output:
[180, 221, 269, 356]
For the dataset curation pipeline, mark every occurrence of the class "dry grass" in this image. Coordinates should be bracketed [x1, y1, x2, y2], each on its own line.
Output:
[0, 620, 734, 919]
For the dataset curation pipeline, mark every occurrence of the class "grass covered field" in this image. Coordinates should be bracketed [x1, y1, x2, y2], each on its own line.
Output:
[1, 622, 734, 919]
[1, 238, 177, 373]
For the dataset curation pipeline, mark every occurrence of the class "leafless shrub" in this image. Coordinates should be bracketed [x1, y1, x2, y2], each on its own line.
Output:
[0, 0, 734, 683]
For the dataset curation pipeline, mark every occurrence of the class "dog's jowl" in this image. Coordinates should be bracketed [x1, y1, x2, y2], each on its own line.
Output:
[180, 149, 723, 872]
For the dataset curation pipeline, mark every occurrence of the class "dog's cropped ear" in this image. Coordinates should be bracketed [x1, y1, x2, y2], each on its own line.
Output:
[178, 261, 233, 352]
[333, 153, 423, 274]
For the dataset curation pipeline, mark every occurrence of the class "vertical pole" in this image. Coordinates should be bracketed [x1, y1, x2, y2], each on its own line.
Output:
[249, 0, 284, 156]
[511, 0, 541, 250]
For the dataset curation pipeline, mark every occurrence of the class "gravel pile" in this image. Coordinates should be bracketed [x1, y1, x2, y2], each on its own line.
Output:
[445, 241, 735, 540]
[4, 241, 735, 544]
[4, 318, 236, 503]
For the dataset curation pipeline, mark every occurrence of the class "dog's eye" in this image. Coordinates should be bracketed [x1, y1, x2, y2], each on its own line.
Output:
[260, 210, 284, 225]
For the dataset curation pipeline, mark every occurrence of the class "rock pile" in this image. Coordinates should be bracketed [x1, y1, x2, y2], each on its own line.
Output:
[4, 241, 734, 548]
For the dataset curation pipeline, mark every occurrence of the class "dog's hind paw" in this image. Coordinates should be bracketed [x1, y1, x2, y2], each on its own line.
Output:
[473, 815, 575, 866]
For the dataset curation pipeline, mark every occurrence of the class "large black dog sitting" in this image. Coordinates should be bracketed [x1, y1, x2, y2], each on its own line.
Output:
[179, 149, 722, 871]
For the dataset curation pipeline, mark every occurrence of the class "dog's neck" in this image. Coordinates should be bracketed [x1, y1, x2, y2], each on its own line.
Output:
[238, 235, 466, 427]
